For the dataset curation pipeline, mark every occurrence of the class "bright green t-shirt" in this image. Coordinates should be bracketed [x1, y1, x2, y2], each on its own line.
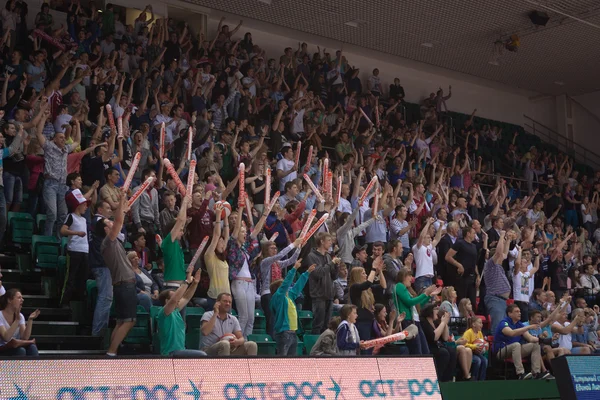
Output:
[161, 232, 185, 281]
[157, 307, 185, 356]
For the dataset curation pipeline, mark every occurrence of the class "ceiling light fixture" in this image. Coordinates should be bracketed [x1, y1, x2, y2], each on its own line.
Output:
[421, 42, 434, 48]
[344, 20, 366, 28]
[257, 0, 272, 4]
[489, 60, 500, 66]
[554, 81, 565, 85]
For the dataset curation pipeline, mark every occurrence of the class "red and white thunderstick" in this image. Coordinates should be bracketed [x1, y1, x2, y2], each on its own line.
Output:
[186, 160, 197, 202]
[373, 184, 380, 217]
[188, 236, 209, 268]
[327, 171, 333, 198]
[303, 174, 324, 203]
[128, 177, 155, 207]
[375, 98, 380, 127]
[163, 158, 186, 196]
[187, 127, 193, 161]
[359, 176, 379, 205]
[265, 166, 271, 207]
[295, 141, 301, 167]
[300, 209, 317, 238]
[155, 234, 162, 247]
[266, 191, 280, 214]
[159, 122, 165, 159]
[117, 116, 123, 138]
[106, 104, 116, 129]
[360, 331, 411, 350]
[337, 175, 342, 204]
[304, 145, 313, 173]
[122, 152, 141, 193]
[244, 194, 254, 228]
[302, 213, 329, 246]
[269, 232, 279, 242]
[323, 158, 329, 195]
[238, 163, 246, 207]
[359, 107, 374, 126]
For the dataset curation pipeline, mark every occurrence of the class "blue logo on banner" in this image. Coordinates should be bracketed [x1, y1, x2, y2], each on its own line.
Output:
[223, 377, 343, 400]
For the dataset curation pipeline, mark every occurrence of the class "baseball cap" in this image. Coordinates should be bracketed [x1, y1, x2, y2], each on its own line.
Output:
[352, 244, 367, 258]
[65, 189, 91, 212]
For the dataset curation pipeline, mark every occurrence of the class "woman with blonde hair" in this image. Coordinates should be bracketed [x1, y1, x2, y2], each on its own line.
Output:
[348, 258, 386, 353]
[440, 286, 460, 317]
[458, 298, 476, 322]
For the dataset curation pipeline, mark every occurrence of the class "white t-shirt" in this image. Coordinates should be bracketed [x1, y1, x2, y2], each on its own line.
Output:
[64, 213, 89, 253]
[513, 265, 534, 302]
[237, 258, 252, 279]
[277, 158, 297, 192]
[53, 114, 72, 133]
[291, 108, 306, 134]
[554, 321, 572, 350]
[582, 204, 592, 224]
[413, 243, 434, 279]
[0, 311, 25, 345]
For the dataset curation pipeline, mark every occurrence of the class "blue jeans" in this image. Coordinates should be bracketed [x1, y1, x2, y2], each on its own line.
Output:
[170, 349, 207, 356]
[0, 187, 6, 246]
[42, 179, 68, 238]
[471, 353, 488, 381]
[0, 344, 39, 356]
[565, 209, 578, 229]
[137, 292, 152, 312]
[3, 172, 23, 204]
[402, 320, 430, 355]
[275, 331, 298, 356]
[231, 280, 255, 338]
[414, 276, 433, 295]
[485, 294, 508, 334]
[91, 268, 114, 336]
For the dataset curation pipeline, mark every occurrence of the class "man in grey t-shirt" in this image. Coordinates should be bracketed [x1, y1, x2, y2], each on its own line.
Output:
[95, 194, 136, 356]
[200, 293, 257, 356]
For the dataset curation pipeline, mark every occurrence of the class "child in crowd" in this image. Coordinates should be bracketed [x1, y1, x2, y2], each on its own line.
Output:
[462, 317, 488, 381]
[336, 304, 361, 355]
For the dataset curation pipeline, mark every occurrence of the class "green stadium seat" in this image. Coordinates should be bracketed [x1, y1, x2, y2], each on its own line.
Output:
[61, 237, 68, 255]
[298, 310, 313, 332]
[124, 306, 151, 345]
[254, 309, 266, 330]
[8, 212, 34, 245]
[36, 214, 46, 234]
[185, 307, 205, 330]
[247, 334, 276, 355]
[32, 235, 60, 259]
[297, 340, 304, 355]
[302, 334, 320, 355]
[36, 245, 60, 269]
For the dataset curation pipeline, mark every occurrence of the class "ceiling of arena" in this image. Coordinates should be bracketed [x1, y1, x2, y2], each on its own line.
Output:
[184, 0, 600, 96]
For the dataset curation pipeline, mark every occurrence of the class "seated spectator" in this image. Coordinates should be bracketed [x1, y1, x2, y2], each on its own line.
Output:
[200, 293, 257, 356]
[310, 317, 340, 356]
[157, 268, 206, 356]
[462, 317, 488, 381]
[552, 308, 590, 355]
[270, 260, 314, 355]
[336, 304, 361, 356]
[127, 251, 158, 312]
[0, 289, 40, 356]
[420, 304, 458, 382]
[371, 304, 409, 355]
[494, 304, 549, 379]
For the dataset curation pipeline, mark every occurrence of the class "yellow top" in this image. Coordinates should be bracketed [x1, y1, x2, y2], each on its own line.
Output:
[204, 251, 230, 299]
[462, 328, 484, 351]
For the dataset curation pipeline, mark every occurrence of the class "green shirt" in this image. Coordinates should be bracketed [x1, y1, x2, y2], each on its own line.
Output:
[157, 307, 185, 355]
[392, 283, 431, 321]
[161, 232, 185, 281]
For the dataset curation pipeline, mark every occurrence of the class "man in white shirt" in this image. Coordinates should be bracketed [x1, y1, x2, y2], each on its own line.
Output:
[276, 146, 297, 192]
[413, 218, 442, 293]
[290, 99, 306, 139]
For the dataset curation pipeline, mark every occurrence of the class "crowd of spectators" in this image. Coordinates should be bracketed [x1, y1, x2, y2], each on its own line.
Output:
[0, 0, 599, 383]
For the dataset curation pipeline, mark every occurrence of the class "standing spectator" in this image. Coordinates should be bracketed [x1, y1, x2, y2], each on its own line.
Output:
[132, 169, 160, 257]
[393, 268, 441, 355]
[270, 259, 314, 355]
[483, 231, 512, 332]
[513, 248, 539, 322]
[414, 218, 443, 293]
[0, 123, 25, 246]
[276, 145, 297, 192]
[310, 317, 340, 356]
[35, 104, 79, 237]
[161, 196, 191, 289]
[445, 226, 479, 307]
[97, 194, 137, 356]
[304, 232, 343, 334]
[59, 190, 90, 308]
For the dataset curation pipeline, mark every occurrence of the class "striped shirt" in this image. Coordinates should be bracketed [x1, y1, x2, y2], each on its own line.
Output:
[483, 258, 510, 296]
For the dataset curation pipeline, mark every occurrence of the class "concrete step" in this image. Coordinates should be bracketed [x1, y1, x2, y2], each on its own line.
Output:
[22, 294, 58, 308]
[21, 307, 72, 322]
[34, 335, 103, 351]
[32, 320, 79, 336]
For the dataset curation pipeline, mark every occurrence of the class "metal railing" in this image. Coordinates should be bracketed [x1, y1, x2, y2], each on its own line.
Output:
[523, 114, 600, 171]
